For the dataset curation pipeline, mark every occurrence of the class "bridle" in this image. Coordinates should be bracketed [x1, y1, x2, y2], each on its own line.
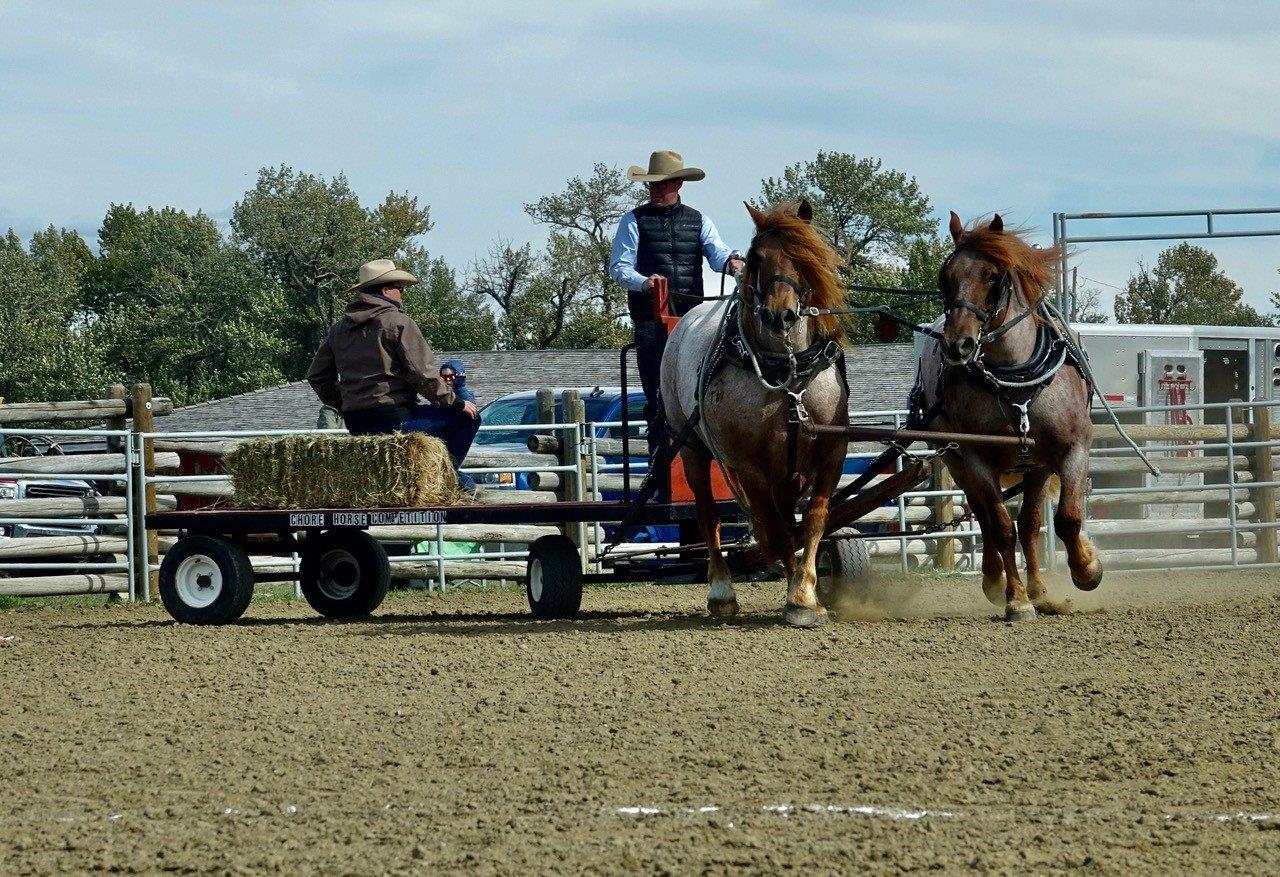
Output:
[938, 247, 1034, 348]
[742, 232, 813, 337]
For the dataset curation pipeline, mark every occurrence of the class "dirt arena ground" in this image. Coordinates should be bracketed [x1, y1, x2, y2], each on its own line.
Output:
[3, 568, 1279, 875]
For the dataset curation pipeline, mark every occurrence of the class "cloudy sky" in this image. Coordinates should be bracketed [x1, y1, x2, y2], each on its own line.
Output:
[4, 1, 1279, 312]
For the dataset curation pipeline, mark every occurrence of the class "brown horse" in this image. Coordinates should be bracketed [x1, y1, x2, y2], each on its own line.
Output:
[660, 201, 850, 627]
[917, 212, 1102, 621]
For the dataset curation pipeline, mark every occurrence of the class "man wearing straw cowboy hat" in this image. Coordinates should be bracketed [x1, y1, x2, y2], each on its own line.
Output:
[308, 258, 480, 488]
[609, 149, 744, 484]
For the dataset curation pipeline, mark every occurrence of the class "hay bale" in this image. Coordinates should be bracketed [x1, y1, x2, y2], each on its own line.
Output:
[226, 433, 462, 509]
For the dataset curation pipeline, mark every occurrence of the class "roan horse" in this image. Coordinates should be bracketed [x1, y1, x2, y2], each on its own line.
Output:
[916, 212, 1102, 621]
[661, 201, 849, 628]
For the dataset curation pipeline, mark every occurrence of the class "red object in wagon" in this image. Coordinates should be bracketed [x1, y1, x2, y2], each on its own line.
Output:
[651, 277, 735, 503]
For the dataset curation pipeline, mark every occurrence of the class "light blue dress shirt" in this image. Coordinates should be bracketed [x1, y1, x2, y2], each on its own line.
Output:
[608, 208, 735, 291]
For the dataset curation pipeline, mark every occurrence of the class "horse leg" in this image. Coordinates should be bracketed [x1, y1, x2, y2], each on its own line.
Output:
[948, 460, 1004, 605]
[968, 459, 1035, 621]
[682, 446, 736, 618]
[1056, 445, 1103, 591]
[1017, 469, 1052, 604]
[782, 490, 832, 628]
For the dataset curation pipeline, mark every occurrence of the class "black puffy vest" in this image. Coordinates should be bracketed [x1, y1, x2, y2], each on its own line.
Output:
[629, 200, 704, 321]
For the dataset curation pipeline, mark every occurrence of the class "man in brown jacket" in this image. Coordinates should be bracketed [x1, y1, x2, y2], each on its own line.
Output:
[308, 259, 480, 479]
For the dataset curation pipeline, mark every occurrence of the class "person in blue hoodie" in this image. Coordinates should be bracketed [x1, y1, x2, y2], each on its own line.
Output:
[403, 358, 482, 494]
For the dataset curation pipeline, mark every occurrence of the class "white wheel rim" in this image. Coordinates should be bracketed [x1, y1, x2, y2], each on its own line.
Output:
[529, 559, 543, 602]
[317, 549, 360, 600]
[175, 555, 223, 608]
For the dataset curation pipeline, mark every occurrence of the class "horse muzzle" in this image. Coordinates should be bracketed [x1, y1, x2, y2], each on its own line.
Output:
[757, 305, 800, 336]
[942, 335, 977, 365]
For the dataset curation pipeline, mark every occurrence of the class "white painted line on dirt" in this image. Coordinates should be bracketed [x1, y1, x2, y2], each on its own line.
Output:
[618, 803, 1279, 824]
[618, 802, 957, 820]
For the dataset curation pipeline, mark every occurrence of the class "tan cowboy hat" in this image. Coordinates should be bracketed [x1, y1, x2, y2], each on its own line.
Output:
[627, 149, 706, 183]
[346, 258, 419, 294]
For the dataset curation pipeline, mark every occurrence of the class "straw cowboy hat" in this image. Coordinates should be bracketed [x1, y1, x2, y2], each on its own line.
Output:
[627, 150, 706, 183]
[346, 259, 419, 294]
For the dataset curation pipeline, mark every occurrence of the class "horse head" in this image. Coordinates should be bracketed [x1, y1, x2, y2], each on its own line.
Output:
[743, 199, 843, 351]
[939, 212, 1060, 366]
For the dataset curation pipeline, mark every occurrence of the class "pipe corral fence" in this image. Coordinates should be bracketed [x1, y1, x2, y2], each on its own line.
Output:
[4, 388, 1280, 600]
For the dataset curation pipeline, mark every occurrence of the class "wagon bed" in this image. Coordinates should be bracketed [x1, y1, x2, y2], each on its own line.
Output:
[147, 498, 752, 625]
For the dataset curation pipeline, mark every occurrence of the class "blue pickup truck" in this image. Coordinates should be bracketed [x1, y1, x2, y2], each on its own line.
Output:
[473, 387, 647, 490]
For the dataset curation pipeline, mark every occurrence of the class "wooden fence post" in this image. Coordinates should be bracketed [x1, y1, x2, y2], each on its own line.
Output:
[1251, 404, 1277, 564]
[558, 390, 588, 569]
[930, 456, 956, 570]
[130, 383, 159, 600]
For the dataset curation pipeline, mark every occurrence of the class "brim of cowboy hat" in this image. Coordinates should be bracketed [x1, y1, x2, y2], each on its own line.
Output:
[627, 165, 706, 183]
[345, 268, 420, 294]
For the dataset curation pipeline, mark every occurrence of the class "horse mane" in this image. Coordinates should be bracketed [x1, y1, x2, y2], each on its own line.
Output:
[956, 218, 1063, 303]
[750, 203, 846, 341]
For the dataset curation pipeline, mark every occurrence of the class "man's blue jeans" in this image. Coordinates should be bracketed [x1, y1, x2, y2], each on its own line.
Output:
[402, 405, 482, 491]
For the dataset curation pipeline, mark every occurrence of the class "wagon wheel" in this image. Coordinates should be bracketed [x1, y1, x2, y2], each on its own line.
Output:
[526, 535, 582, 620]
[299, 530, 391, 619]
[159, 534, 255, 625]
[816, 537, 920, 613]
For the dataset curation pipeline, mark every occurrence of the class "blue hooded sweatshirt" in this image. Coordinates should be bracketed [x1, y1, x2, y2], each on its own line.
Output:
[441, 359, 477, 404]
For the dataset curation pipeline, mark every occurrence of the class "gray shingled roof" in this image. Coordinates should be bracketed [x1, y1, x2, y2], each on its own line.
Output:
[163, 345, 917, 433]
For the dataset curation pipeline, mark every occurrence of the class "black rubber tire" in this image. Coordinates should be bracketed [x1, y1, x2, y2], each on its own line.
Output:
[816, 537, 874, 608]
[299, 530, 390, 619]
[159, 534, 255, 625]
[526, 534, 582, 620]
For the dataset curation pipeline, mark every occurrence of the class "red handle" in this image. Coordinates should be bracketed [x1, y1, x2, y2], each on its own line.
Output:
[651, 276, 670, 322]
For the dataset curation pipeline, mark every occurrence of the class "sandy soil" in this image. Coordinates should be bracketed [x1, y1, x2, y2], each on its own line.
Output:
[2, 569, 1279, 875]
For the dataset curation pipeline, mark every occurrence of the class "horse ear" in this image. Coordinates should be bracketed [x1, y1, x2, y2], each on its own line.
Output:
[990, 213, 1004, 233]
[745, 201, 766, 227]
[948, 211, 964, 243]
[797, 199, 814, 223]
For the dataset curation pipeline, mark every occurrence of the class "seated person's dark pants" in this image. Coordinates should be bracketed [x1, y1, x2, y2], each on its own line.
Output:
[342, 403, 480, 491]
[402, 405, 481, 491]
[343, 403, 413, 436]
[634, 320, 671, 502]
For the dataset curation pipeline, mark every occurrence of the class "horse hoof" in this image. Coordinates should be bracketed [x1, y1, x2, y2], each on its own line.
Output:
[783, 603, 826, 628]
[1073, 561, 1104, 592]
[707, 598, 739, 619]
[1004, 601, 1037, 623]
[982, 578, 1005, 606]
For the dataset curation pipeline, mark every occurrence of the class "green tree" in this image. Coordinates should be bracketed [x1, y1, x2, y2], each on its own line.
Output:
[1114, 243, 1268, 326]
[1071, 286, 1109, 324]
[523, 163, 641, 344]
[232, 166, 493, 372]
[0, 228, 105, 402]
[84, 205, 287, 405]
[402, 255, 497, 352]
[470, 235, 622, 350]
[760, 151, 944, 342]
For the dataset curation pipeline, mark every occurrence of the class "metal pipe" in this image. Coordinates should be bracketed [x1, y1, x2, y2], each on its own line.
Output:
[1227, 402, 1239, 565]
[1062, 207, 1280, 220]
[805, 423, 1036, 448]
[125, 431, 136, 603]
[1065, 229, 1280, 244]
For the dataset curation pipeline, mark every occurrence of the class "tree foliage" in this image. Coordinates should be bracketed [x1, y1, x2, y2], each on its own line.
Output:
[759, 151, 945, 342]
[523, 163, 643, 326]
[84, 205, 286, 405]
[0, 229, 104, 402]
[1071, 286, 1109, 324]
[1114, 243, 1268, 326]
[230, 166, 493, 375]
